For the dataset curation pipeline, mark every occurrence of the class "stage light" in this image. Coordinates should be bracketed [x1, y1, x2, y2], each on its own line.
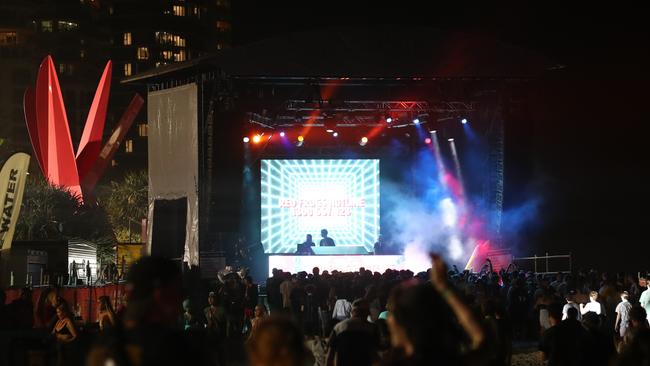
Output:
[297, 135, 304, 142]
[243, 137, 250, 143]
[461, 118, 468, 124]
[252, 134, 262, 144]
[279, 131, 285, 137]
[386, 117, 393, 123]
[425, 137, 432, 144]
[448, 138, 454, 142]
[324, 116, 336, 132]
[333, 132, 339, 137]
[413, 118, 420, 125]
[359, 136, 368, 146]
[430, 130, 437, 134]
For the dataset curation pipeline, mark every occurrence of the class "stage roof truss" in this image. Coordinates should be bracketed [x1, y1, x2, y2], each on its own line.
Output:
[247, 100, 476, 128]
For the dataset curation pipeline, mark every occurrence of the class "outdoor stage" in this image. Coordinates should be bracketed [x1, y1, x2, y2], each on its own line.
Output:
[124, 28, 541, 279]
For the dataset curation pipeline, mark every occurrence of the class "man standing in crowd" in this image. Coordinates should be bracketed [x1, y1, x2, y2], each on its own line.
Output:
[615, 291, 632, 340]
[562, 291, 582, 321]
[540, 305, 587, 366]
[69, 260, 77, 285]
[280, 273, 294, 311]
[86, 261, 92, 285]
[266, 269, 283, 313]
[326, 298, 379, 366]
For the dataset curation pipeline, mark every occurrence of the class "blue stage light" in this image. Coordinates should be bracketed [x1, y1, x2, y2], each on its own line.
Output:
[279, 131, 285, 137]
[461, 118, 468, 124]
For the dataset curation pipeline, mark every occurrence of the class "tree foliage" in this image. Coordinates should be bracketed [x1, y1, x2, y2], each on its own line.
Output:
[14, 175, 116, 263]
[98, 170, 148, 243]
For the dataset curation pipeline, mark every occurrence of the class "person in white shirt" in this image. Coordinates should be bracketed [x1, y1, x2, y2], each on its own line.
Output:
[279, 275, 294, 311]
[562, 291, 582, 321]
[332, 297, 352, 322]
[580, 291, 604, 315]
[615, 291, 633, 338]
[639, 276, 650, 321]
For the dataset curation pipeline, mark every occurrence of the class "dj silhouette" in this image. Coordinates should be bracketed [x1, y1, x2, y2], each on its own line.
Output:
[319, 229, 335, 246]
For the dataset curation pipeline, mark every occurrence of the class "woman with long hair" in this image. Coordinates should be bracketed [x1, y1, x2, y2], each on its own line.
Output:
[52, 303, 78, 366]
[98, 295, 116, 331]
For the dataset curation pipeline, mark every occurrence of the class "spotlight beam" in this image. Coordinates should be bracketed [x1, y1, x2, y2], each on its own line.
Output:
[430, 131, 446, 186]
[448, 138, 466, 199]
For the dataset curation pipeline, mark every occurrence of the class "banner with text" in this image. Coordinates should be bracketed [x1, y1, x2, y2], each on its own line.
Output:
[0, 153, 31, 250]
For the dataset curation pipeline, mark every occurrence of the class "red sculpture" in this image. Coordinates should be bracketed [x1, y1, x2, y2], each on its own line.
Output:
[23, 56, 143, 202]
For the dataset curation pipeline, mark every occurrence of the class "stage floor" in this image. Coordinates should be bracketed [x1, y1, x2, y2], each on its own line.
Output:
[268, 254, 429, 276]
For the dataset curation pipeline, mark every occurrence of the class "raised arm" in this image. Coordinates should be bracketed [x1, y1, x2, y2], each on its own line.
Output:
[430, 254, 485, 350]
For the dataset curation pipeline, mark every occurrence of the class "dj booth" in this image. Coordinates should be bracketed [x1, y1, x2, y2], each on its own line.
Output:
[268, 251, 428, 276]
[310, 246, 369, 255]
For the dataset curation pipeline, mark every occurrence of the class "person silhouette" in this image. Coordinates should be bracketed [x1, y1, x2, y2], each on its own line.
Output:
[319, 229, 335, 246]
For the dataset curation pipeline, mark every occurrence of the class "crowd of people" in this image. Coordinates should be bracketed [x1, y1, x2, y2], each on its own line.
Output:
[1, 254, 650, 366]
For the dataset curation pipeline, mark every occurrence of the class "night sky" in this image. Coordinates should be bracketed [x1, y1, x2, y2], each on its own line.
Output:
[232, 2, 650, 271]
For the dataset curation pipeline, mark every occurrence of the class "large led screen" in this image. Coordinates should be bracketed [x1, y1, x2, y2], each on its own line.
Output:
[261, 159, 380, 254]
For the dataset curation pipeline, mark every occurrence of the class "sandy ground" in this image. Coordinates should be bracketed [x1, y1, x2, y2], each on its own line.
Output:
[512, 350, 544, 366]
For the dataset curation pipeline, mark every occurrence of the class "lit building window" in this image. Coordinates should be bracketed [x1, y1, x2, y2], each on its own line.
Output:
[172, 5, 185, 16]
[174, 50, 186, 62]
[125, 139, 133, 153]
[58, 21, 78, 31]
[162, 50, 173, 60]
[123, 32, 132, 45]
[156, 32, 186, 47]
[80, 50, 86, 58]
[216, 0, 230, 8]
[217, 43, 224, 50]
[58, 63, 74, 76]
[216, 21, 231, 32]
[111, 159, 118, 167]
[0, 32, 17, 45]
[191, 6, 199, 16]
[124, 63, 132, 76]
[41, 21, 53, 32]
[137, 47, 149, 60]
[138, 124, 148, 137]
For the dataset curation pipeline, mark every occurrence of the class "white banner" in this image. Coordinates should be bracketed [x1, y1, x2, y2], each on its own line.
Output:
[147, 83, 199, 265]
[0, 153, 31, 250]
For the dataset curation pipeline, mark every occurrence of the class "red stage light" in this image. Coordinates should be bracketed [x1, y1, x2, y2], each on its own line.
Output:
[252, 135, 262, 144]
[425, 137, 432, 144]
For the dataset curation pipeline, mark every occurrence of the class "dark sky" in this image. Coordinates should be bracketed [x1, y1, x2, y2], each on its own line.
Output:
[231, 2, 650, 271]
